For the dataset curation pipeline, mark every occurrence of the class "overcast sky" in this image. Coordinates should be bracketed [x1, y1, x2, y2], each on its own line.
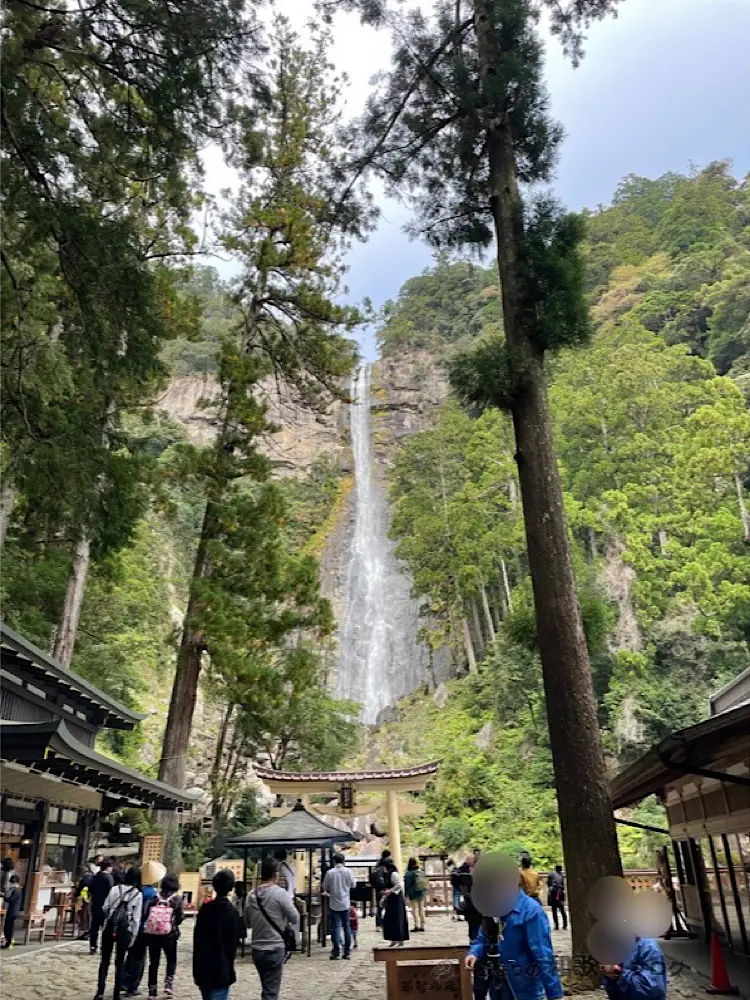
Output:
[203, 0, 750, 360]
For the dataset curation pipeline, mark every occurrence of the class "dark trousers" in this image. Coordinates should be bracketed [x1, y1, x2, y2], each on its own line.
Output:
[90, 906, 106, 951]
[122, 934, 147, 993]
[252, 947, 285, 1000]
[148, 936, 177, 989]
[551, 900, 567, 930]
[3, 909, 18, 946]
[473, 963, 499, 1000]
[329, 908, 351, 957]
[97, 930, 129, 999]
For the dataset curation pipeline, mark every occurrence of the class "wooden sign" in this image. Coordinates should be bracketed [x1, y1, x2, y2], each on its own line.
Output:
[397, 963, 461, 998]
[374, 945, 472, 1000]
[140, 835, 163, 866]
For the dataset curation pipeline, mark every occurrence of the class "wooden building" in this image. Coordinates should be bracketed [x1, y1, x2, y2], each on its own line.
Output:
[1, 624, 196, 914]
[611, 672, 750, 957]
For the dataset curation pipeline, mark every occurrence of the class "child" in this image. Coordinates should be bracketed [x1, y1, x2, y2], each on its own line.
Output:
[1, 874, 22, 949]
[349, 904, 359, 949]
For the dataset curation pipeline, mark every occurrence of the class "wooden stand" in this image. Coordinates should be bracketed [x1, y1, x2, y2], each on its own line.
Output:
[374, 945, 472, 1000]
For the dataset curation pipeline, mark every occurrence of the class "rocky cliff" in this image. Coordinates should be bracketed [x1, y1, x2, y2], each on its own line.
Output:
[157, 350, 453, 712]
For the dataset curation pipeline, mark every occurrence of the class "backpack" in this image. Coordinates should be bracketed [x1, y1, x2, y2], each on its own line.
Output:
[106, 887, 133, 940]
[370, 865, 389, 892]
[144, 895, 176, 936]
[413, 870, 428, 893]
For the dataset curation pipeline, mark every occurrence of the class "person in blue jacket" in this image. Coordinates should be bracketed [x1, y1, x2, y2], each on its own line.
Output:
[465, 888, 564, 1000]
[602, 938, 667, 1000]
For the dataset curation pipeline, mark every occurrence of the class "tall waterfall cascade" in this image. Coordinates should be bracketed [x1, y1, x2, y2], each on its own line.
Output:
[336, 365, 428, 724]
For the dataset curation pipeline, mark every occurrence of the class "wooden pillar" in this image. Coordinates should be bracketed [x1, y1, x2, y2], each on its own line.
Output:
[27, 799, 50, 914]
[386, 788, 402, 873]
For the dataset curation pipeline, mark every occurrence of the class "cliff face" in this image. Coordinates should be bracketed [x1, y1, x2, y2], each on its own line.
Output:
[157, 350, 454, 717]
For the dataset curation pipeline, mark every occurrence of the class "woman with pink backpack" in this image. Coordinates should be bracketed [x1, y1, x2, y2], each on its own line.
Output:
[143, 874, 184, 999]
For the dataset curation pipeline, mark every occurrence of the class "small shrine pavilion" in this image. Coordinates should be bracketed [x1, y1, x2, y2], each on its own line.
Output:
[253, 761, 441, 872]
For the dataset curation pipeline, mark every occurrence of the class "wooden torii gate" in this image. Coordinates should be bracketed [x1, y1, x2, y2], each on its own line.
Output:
[253, 761, 441, 873]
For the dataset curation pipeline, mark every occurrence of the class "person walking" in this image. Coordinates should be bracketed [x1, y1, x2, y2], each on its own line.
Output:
[519, 856, 540, 901]
[465, 885, 564, 1000]
[193, 869, 242, 1000]
[95, 866, 143, 1000]
[1, 874, 22, 949]
[349, 904, 359, 949]
[75, 865, 95, 938]
[601, 937, 667, 1000]
[546, 865, 567, 931]
[322, 852, 357, 960]
[144, 873, 183, 999]
[370, 850, 392, 928]
[381, 858, 409, 947]
[89, 859, 115, 954]
[404, 857, 427, 932]
[245, 856, 299, 1000]
[122, 863, 160, 997]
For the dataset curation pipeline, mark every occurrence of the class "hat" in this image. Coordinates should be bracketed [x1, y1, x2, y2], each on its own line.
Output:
[141, 860, 167, 886]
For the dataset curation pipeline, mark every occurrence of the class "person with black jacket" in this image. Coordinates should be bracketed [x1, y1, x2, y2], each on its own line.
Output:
[193, 869, 242, 1000]
[1, 874, 22, 949]
[90, 860, 115, 954]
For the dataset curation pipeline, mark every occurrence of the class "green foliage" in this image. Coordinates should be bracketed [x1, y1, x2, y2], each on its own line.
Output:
[438, 817, 473, 853]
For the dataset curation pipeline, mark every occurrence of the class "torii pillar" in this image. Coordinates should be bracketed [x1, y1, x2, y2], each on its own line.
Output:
[386, 788, 402, 873]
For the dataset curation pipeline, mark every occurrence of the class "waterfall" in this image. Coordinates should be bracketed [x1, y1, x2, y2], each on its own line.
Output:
[336, 364, 428, 723]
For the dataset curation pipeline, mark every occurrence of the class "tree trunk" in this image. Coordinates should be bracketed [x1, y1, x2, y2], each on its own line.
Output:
[210, 702, 235, 823]
[0, 482, 16, 547]
[734, 469, 750, 543]
[470, 598, 485, 656]
[53, 535, 91, 666]
[480, 579, 496, 641]
[159, 501, 216, 788]
[474, 0, 622, 980]
[461, 615, 477, 673]
[500, 558, 513, 613]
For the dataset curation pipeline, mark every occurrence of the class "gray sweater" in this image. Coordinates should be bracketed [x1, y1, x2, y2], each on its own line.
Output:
[245, 883, 299, 952]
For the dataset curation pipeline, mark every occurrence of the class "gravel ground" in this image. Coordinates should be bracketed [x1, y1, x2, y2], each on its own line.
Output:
[0, 913, 716, 1000]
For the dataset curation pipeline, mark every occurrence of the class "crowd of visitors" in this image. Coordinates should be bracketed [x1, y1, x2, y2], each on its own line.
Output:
[0, 845, 668, 1000]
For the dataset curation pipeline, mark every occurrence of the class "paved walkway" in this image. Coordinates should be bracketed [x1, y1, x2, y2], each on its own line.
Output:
[0, 914, 721, 1000]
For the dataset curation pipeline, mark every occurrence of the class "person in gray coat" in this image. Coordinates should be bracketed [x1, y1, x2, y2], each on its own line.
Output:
[245, 857, 299, 1000]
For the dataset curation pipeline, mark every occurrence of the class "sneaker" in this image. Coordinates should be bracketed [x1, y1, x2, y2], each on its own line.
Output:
[343, 953, 351, 960]
[164, 979, 174, 998]
[90, 947, 98, 955]
[330, 954, 340, 960]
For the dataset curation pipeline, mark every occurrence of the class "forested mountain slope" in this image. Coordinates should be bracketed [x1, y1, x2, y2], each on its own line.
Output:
[359, 162, 750, 864]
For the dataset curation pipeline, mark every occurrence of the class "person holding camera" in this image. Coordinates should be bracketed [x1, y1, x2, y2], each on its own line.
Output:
[245, 857, 299, 1000]
[465, 886, 564, 1000]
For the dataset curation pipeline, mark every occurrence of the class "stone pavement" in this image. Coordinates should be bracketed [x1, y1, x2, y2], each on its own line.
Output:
[0, 913, 719, 1000]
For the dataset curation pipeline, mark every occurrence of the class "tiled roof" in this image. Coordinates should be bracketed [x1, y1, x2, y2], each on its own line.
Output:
[253, 761, 441, 783]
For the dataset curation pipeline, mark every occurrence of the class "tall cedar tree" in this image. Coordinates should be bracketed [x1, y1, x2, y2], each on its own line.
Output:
[158, 19, 372, 790]
[335, 0, 624, 976]
[1, 0, 261, 660]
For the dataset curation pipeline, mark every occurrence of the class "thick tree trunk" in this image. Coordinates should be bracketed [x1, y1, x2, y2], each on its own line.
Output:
[159, 501, 216, 789]
[480, 579, 496, 641]
[474, 0, 622, 981]
[53, 535, 91, 666]
[0, 482, 16, 546]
